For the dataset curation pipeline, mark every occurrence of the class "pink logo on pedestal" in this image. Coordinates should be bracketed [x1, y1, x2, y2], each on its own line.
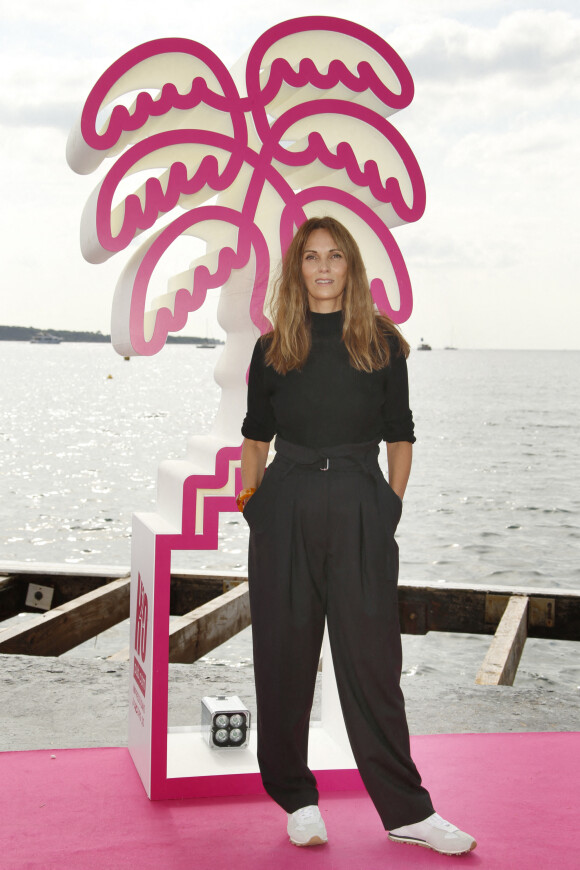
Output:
[67, 16, 425, 357]
[135, 573, 148, 663]
[133, 574, 148, 699]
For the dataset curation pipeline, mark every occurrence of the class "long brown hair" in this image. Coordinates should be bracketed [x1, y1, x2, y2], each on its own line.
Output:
[264, 216, 410, 374]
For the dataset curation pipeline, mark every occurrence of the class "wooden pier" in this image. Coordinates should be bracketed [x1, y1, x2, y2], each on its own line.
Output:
[0, 561, 578, 685]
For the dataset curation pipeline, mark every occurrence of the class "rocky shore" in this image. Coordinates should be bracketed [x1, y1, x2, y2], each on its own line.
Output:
[2, 651, 579, 752]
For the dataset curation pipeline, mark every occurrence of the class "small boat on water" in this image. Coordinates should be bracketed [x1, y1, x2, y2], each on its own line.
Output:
[197, 342, 216, 349]
[417, 337, 432, 351]
[30, 332, 62, 344]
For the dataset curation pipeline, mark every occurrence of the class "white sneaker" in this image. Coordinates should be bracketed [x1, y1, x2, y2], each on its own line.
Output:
[389, 812, 476, 855]
[287, 805, 328, 847]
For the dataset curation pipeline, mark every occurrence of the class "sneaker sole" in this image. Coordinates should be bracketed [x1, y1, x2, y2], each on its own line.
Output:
[388, 833, 477, 856]
[289, 836, 328, 847]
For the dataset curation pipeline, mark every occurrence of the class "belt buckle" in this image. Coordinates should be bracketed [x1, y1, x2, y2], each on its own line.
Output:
[320, 457, 330, 471]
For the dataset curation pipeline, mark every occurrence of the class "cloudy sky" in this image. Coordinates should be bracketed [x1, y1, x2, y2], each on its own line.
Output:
[1, 0, 579, 350]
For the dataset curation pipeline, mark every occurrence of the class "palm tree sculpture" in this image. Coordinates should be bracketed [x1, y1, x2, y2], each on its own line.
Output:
[67, 13, 425, 528]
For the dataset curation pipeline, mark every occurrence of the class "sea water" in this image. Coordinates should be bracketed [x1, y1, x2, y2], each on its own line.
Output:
[2, 342, 579, 690]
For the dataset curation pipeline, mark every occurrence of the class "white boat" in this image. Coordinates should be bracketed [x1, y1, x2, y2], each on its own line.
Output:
[30, 332, 62, 344]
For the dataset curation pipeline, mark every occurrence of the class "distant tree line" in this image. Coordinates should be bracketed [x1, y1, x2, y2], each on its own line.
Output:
[0, 325, 222, 344]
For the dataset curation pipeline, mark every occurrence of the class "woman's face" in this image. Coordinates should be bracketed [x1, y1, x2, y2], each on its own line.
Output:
[301, 228, 347, 313]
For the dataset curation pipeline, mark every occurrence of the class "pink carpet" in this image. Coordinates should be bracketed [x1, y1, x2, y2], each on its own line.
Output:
[1, 732, 577, 869]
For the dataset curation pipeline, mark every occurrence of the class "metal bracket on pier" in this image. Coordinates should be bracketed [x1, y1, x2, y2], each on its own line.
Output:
[484, 593, 555, 629]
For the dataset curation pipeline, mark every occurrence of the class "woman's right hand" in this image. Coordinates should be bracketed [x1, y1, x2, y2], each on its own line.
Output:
[236, 487, 256, 513]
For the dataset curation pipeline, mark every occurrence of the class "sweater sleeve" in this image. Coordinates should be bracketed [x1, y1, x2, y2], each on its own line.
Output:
[241, 338, 276, 443]
[381, 347, 416, 443]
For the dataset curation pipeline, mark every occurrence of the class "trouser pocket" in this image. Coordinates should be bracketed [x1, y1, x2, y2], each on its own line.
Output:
[374, 471, 403, 532]
[242, 463, 280, 532]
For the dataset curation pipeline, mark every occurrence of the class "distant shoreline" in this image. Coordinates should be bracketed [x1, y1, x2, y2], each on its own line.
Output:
[3, 327, 576, 351]
[0, 326, 222, 345]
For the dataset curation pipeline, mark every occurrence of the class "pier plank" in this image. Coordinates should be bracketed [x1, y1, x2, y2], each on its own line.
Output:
[2, 560, 578, 640]
[0, 576, 23, 620]
[169, 572, 246, 615]
[167, 582, 251, 664]
[0, 578, 130, 656]
[475, 595, 529, 686]
[108, 582, 251, 664]
[1, 562, 579, 671]
[0, 561, 130, 578]
[0, 564, 131, 620]
[0, 564, 241, 621]
[396, 582, 580, 641]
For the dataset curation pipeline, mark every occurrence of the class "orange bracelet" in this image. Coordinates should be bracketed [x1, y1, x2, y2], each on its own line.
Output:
[236, 487, 256, 512]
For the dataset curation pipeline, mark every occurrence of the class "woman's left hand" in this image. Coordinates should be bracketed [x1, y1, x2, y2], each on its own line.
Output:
[386, 441, 412, 500]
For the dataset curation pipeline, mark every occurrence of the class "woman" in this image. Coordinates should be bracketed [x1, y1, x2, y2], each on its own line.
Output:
[238, 217, 476, 856]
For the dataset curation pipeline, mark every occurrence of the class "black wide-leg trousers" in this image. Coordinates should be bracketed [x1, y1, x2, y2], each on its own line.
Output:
[244, 437, 434, 831]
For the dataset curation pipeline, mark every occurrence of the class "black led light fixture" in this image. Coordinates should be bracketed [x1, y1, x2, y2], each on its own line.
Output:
[201, 695, 251, 749]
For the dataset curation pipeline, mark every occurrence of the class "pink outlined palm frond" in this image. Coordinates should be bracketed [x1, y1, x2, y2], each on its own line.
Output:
[245, 17, 426, 325]
[68, 38, 246, 176]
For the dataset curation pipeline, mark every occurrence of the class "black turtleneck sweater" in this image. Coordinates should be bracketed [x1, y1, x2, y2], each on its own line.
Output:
[241, 310, 416, 448]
